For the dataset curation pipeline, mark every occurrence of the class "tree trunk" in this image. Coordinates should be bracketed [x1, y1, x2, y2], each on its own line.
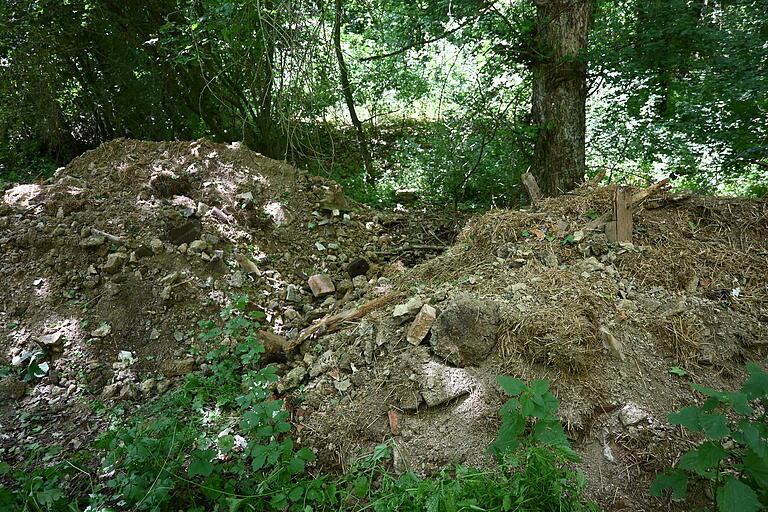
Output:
[333, 0, 375, 183]
[531, 0, 593, 196]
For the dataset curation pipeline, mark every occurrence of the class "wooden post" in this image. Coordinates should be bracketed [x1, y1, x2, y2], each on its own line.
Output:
[521, 172, 542, 205]
[613, 186, 633, 242]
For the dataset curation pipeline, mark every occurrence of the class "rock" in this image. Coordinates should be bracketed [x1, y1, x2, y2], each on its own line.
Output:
[308, 274, 335, 297]
[235, 253, 260, 275]
[100, 383, 119, 399]
[188, 239, 208, 253]
[79, 235, 106, 248]
[619, 403, 648, 427]
[38, 332, 64, 352]
[92, 324, 112, 337]
[156, 380, 172, 394]
[165, 219, 202, 245]
[162, 358, 196, 377]
[430, 295, 500, 367]
[103, 252, 128, 274]
[417, 361, 475, 407]
[393, 297, 424, 321]
[277, 366, 307, 394]
[337, 279, 353, 295]
[352, 275, 368, 290]
[590, 233, 610, 256]
[139, 379, 155, 395]
[258, 329, 290, 364]
[572, 230, 586, 243]
[406, 304, 437, 345]
[347, 258, 370, 278]
[160, 272, 179, 285]
[135, 244, 154, 258]
[286, 284, 302, 303]
[229, 271, 245, 288]
[334, 379, 352, 393]
[395, 189, 418, 203]
[0, 377, 27, 400]
[160, 286, 173, 300]
[149, 238, 164, 254]
[536, 250, 559, 268]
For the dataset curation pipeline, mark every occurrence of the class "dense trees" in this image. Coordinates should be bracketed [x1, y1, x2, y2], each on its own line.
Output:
[1, 0, 765, 201]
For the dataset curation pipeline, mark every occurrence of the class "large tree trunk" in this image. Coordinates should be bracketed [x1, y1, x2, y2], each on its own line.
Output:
[333, 0, 375, 183]
[531, 0, 593, 196]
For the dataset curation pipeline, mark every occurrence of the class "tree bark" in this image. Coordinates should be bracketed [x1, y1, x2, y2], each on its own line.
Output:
[531, 0, 593, 196]
[333, 0, 375, 183]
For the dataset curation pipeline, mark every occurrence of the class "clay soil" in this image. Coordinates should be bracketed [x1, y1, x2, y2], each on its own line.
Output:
[1, 139, 767, 511]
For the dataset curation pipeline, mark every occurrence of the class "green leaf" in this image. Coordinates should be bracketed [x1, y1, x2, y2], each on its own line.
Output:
[0, 462, 8, 475]
[251, 445, 267, 471]
[742, 363, 768, 399]
[742, 449, 768, 489]
[287, 457, 305, 475]
[489, 412, 525, 455]
[727, 392, 754, 416]
[354, 475, 370, 497]
[699, 412, 730, 440]
[716, 477, 762, 512]
[296, 446, 316, 461]
[188, 449, 216, 478]
[669, 366, 687, 376]
[669, 406, 702, 431]
[529, 380, 550, 394]
[677, 442, 726, 476]
[497, 376, 526, 396]
[650, 469, 688, 499]
[533, 419, 570, 449]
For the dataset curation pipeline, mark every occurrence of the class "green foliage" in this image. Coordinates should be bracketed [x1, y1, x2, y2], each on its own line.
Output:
[651, 362, 768, 511]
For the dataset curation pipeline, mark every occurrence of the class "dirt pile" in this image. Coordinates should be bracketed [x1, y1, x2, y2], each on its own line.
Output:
[279, 182, 767, 510]
[1, 141, 767, 511]
[0, 138, 459, 456]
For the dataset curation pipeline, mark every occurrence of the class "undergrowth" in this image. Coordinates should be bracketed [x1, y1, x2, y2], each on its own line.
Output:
[0, 296, 597, 511]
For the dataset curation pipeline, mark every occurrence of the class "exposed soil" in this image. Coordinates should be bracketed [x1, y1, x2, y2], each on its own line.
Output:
[1, 138, 767, 511]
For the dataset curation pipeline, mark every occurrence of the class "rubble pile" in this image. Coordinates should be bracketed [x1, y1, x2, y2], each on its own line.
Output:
[1, 138, 766, 510]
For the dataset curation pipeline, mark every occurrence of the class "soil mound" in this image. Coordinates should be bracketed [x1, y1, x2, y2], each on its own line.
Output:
[1, 143, 766, 511]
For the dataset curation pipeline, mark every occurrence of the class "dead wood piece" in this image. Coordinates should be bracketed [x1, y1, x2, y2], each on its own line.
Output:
[521, 172, 542, 204]
[631, 178, 670, 206]
[375, 244, 447, 255]
[643, 190, 693, 209]
[584, 212, 612, 231]
[585, 169, 607, 186]
[286, 291, 406, 351]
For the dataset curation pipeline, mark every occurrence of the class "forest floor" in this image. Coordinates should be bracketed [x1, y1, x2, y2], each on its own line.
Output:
[1, 139, 767, 510]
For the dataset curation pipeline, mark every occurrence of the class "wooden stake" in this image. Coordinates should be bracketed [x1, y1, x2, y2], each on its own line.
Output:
[613, 186, 633, 242]
[521, 172, 542, 205]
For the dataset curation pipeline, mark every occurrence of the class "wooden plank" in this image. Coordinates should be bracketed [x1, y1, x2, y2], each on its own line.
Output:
[521, 172, 542, 204]
[614, 186, 633, 242]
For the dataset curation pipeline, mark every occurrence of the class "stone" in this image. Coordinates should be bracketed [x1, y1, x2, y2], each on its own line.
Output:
[139, 379, 155, 395]
[337, 279, 353, 295]
[286, 284, 302, 303]
[308, 274, 335, 297]
[352, 275, 368, 290]
[135, 244, 154, 258]
[101, 383, 119, 399]
[103, 252, 127, 274]
[430, 295, 500, 367]
[619, 403, 648, 427]
[347, 258, 369, 278]
[277, 366, 307, 394]
[188, 239, 208, 253]
[92, 324, 112, 337]
[536, 250, 559, 268]
[165, 219, 202, 245]
[156, 380, 172, 394]
[393, 297, 424, 320]
[0, 377, 27, 400]
[406, 304, 437, 345]
[229, 271, 245, 288]
[235, 253, 260, 274]
[162, 358, 196, 377]
[79, 235, 106, 248]
[334, 379, 352, 393]
[38, 332, 64, 352]
[149, 238, 164, 254]
[572, 230, 586, 243]
[417, 361, 476, 407]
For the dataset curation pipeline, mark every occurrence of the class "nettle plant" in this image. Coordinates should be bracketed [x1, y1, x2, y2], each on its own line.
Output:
[651, 362, 768, 512]
[97, 295, 321, 511]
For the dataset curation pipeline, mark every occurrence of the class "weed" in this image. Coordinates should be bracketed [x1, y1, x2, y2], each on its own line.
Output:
[651, 362, 768, 511]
